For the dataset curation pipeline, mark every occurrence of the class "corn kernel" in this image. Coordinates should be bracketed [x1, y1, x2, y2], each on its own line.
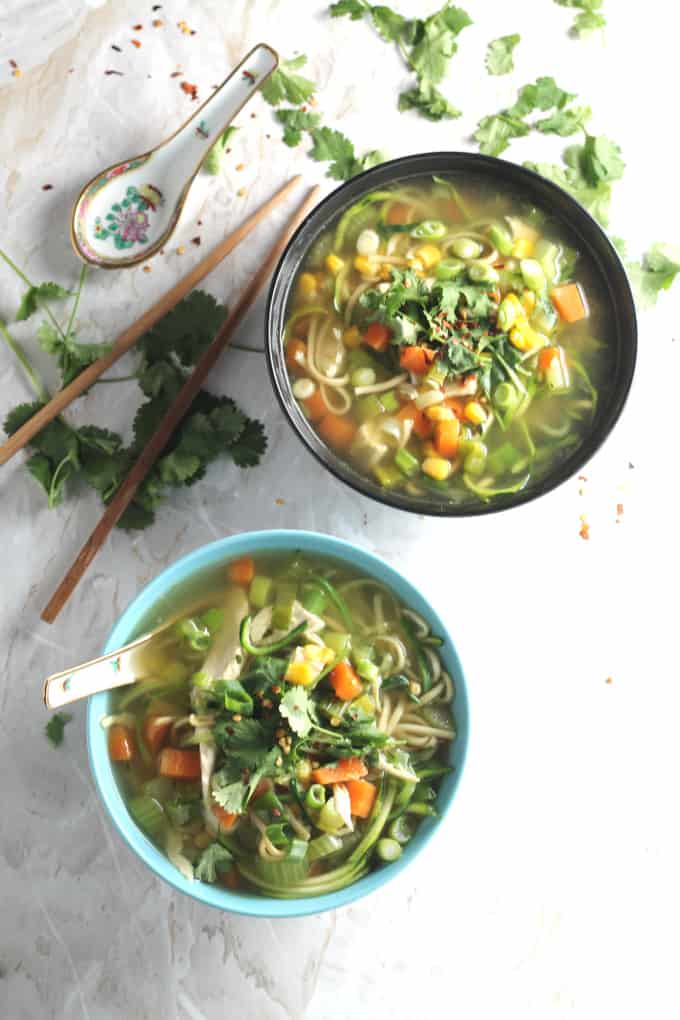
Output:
[521, 289, 536, 314]
[303, 644, 325, 661]
[505, 293, 523, 311]
[424, 404, 456, 422]
[406, 257, 424, 273]
[414, 244, 441, 269]
[464, 400, 487, 425]
[298, 272, 318, 300]
[422, 457, 452, 481]
[354, 255, 377, 277]
[285, 661, 315, 686]
[512, 238, 534, 259]
[422, 440, 438, 457]
[325, 254, 344, 276]
[343, 326, 362, 349]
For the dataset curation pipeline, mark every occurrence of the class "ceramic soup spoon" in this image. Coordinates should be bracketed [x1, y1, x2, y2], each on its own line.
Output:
[70, 43, 278, 269]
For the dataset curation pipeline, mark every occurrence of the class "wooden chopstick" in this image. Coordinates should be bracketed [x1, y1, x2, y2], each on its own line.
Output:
[0, 175, 302, 468]
[41, 184, 320, 624]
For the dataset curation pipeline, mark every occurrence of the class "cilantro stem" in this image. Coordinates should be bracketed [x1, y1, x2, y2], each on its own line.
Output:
[95, 373, 139, 384]
[64, 263, 87, 341]
[0, 247, 69, 344]
[230, 342, 264, 354]
[0, 318, 50, 403]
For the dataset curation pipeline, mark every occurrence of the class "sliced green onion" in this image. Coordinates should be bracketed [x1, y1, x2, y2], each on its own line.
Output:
[351, 367, 376, 388]
[174, 618, 211, 653]
[394, 447, 420, 478]
[356, 658, 379, 682]
[435, 257, 465, 280]
[411, 219, 446, 239]
[222, 678, 254, 716]
[376, 837, 402, 862]
[388, 815, 417, 845]
[305, 784, 327, 812]
[379, 390, 400, 414]
[405, 802, 437, 817]
[487, 222, 513, 256]
[265, 823, 293, 849]
[318, 798, 346, 834]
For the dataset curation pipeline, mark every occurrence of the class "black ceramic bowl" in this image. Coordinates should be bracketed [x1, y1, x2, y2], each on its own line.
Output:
[266, 152, 637, 516]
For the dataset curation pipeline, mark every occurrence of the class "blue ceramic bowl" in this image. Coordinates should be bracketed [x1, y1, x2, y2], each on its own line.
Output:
[87, 530, 469, 918]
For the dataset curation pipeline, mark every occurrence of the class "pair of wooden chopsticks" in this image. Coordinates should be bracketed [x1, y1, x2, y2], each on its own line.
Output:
[0, 176, 319, 622]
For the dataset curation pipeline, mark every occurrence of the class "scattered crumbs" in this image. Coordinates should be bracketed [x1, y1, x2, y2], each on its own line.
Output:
[236, 187, 247, 197]
[111, 44, 122, 52]
[152, 19, 163, 28]
[132, 23, 143, 30]
[41, 184, 53, 191]
[275, 497, 285, 506]
[265, 133, 271, 139]
[180, 80, 198, 100]
[190, 236, 201, 246]
[9, 58, 21, 78]
[176, 245, 185, 255]
[131, 39, 142, 48]
[628, 461, 635, 470]
[170, 71, 182, 78]
[105, 69, 124, 76]
[250, 112, 256, 118]
[309, 96, 317, 106]
[605, 676, 613, 685]
[235, 163, 245, 172]
[143, 265, 152, 273]
[616, 502, 624, 523]
[362, 513, 368, 526]
[177, 19, 196, 35]
[578, 487, 585, 497]
[578, 474, 588, 482]
[579, 514, 590, 541]
[152, 3, 163, 9]
[197, 219, 202, 226]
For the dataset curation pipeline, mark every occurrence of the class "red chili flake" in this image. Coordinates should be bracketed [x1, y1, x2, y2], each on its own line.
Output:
[235, 163, 245, 172]
[190, 236, 201, 246]
[242, 69, 256, 83]
[111, 44, 122, 52]
[272, 808, 282, 818]
[9, 59, 17, 68]
[605, 676, 613, 685]
[143, 265, 152, 273]
[132, 23, 143, 30]
[105, 69, 124, 76]
[170, 70, 182, 78]
[131, 39, 142, 48]
[152, 19, 163, 27]
[579, 517, 590, 540]
[197, 219, 203, 226]
[41, 184, 53, 191]
[275, 498, 285, 506]
[177, 19, 196, 35]
[578, 474, 588, 482]
[180, 80, 198, 100]
[152, 3, 162, 8]
[616, 503, 624, 515]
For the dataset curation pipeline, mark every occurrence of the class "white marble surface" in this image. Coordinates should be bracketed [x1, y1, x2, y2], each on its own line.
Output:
[1, 2, 680, 1018]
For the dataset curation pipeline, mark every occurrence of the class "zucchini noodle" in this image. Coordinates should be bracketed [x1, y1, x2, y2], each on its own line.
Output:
[250, 811, 286, 859]
[306, 318, 350, 388]
[321, 382, 352, 415]
[354, 374, 407, 397]
[344, 280, 375, 324]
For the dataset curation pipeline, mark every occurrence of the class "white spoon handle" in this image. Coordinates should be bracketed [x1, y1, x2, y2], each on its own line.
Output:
[43, 644, 143, 709]
[161, 43, 279, 183]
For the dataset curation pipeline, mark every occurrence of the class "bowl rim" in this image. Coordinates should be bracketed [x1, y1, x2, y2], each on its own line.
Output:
[86, 529, 469, 918]
[265, 150, 638, 517]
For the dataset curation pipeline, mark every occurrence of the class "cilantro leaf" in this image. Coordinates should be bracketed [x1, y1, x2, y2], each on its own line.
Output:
[309, 126, 357, 180]
[228, 416, 267, 468]
[3, 400, 44, 436]
[398, 79, 461, 120]
[37, 320, 112, 386]
[280, 687, 312, 737]
[45, 712, 71, 747]
[554, 0, 606, 37]
[203, 125, 238, 175]
[138, 290, 225, 367]
[261, 55, 315, 107]
[195, 843, 233, 883]
[579, 134, 625, 186]
[485, 33, 520, 76]
[329, 0, 366, 17]
[212, 777, 249, 813]
[627, 243, 680, 309]
[408, 5, 472, 85]
[16, 282, 70, 322]
[474, 112, 529, 157]
[535, 105, 591, 136]
[275, 107, 321, 147]
[510, 76, 575, 116]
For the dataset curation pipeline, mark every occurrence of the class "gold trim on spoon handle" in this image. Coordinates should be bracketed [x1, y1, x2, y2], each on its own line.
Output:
[0, 175, 302, 468]
[41, 184, 321, 624]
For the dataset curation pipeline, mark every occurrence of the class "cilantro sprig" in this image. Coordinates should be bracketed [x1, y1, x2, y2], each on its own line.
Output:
[45, 712, 71, 747]
[627, 244, 680, 309]
[485, 34, 521, 76]
[554, 0, 606, 38]
[1, 255, 267, 529]
[331, 0, 472, 121]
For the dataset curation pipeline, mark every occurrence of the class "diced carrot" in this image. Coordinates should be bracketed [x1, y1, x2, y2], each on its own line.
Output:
[285, 338, 307, 375]
[363, 321, 391, 352]
[385, 201, 413, 225]
[444, 397, 466, 419]
[399, 345, 433, 376]
[434, 420, 460, 459]
[397, 401, 433, 440]
[304, 388, 327, 422]
[158, 747, 201, 780]
[318, 413, 357, 452]
[550, 283, 587, 323]
[293, 315, 312, 339]
[142, 715, 173, 755]
[346, 778, 377, 818]
[538, 346, 560, 373]
[328, 660, 363, 701]
[108, 724, 135, 762]
[312, 756, 368, 785]
[228, 556, 255, 586]
[211, 803, 239, 830]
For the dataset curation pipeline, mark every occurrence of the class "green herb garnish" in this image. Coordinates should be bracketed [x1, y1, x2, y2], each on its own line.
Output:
[554, 0, 606, 38]
[45, 712, 71, 747]
[627, 244, 680, 308]
[485, 33, 521, 76]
